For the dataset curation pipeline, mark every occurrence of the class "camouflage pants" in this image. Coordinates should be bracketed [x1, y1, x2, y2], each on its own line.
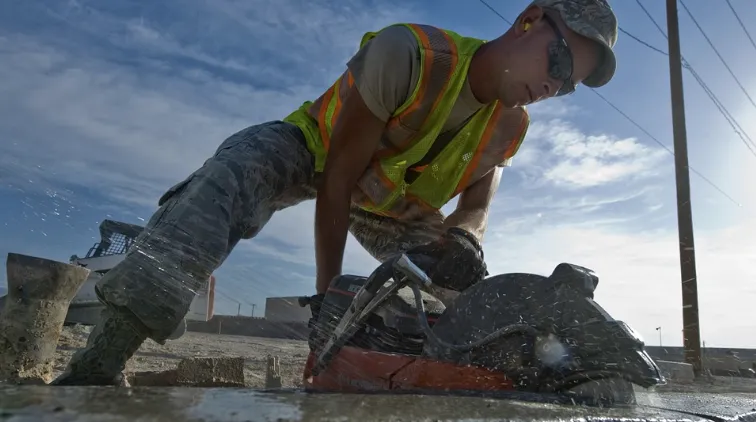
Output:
[96, 120, 445, 343]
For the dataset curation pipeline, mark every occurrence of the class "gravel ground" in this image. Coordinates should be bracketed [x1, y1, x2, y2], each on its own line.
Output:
[55, 325, 309, 388]
[54, 325, 756, 394]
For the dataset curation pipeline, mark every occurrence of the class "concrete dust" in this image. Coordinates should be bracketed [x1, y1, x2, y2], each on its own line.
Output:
[55, 325, 309, 388]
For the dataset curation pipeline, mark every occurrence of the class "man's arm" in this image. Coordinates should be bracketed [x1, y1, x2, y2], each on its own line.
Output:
[443, 167, 503, 242]
[313, 25, 419, 293]
[315, 85, 386, 293]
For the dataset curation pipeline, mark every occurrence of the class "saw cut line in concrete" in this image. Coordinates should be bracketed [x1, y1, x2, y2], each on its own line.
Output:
[0, 253, 91, 384]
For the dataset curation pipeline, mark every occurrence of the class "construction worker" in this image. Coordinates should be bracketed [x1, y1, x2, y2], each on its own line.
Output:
[54, 0, 618, 385]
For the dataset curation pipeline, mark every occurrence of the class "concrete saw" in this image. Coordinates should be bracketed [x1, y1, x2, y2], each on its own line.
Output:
[301, 254, 664, 407]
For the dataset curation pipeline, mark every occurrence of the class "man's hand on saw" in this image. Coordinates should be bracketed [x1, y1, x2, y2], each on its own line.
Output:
[300, 293, 326, 352]
[405, 227, 488, 292]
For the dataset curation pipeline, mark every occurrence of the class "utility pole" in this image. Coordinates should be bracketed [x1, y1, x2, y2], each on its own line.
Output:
[666, 0, 702, 376]
[251, 304, 257, 318]
[237, 303, 241, 316]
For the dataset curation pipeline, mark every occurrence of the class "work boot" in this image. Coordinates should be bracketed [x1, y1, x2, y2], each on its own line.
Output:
[52, 307, 148, 386]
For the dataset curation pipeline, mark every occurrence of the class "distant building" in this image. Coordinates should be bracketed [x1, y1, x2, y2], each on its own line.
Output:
[264, 296, 311, 323]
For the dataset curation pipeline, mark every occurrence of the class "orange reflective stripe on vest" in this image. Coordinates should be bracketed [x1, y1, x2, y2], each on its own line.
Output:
[307, 24, 459, 158]
[377, 24, 459, 157]
[452, 104, 530, 197]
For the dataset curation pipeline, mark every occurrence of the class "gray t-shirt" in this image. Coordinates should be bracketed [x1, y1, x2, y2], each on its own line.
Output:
[346, 25, 513, 167]
[347, 24, 486, 130]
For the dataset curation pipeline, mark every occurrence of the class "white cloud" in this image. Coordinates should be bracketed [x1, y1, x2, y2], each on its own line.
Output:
[0, 0, 417, 206]
[521, 119, 669, 188]
[527, 96, 581, 119]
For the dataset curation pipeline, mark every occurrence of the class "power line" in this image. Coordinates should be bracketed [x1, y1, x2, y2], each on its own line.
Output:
[478, 0, 513, 25]
[214, 285, 253, 308]
[683, 63, 756, 157]
[725, 0, 756, 54]
[214, 286, 241, 305]
[214, 287, 263, 317]
[619, 27, 668, 56]
[634, 0, 667, 36]
[622, 25, 756, 156]
[475, 0, 742, 207]
[678, 0, 756, 112]
[592, 89, 741, 207]
[633, 0, 756, 156]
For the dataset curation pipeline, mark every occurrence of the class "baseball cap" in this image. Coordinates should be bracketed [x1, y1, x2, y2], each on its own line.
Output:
[528, 0, 619, 88]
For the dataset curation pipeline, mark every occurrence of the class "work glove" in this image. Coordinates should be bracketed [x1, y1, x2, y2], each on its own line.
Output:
[404, 227, 488, 292]
[299, 293, 326, 353]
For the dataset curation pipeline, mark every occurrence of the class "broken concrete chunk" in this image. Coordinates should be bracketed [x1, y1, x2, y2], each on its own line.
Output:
[265, 355, 282, 389]
[176, 357, 245, 387]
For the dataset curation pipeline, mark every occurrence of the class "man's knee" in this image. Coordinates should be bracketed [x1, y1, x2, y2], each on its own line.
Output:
[350, 209, 444, 262]
[96, 162, 242, 341]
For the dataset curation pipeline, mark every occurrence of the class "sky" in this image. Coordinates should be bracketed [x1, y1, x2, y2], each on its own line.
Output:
[1, 0, 755, 348]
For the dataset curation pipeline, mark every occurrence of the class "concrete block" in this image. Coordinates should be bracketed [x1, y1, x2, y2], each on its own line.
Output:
[656, 360, 695, 383]
[176, 357, 245, 387]
[0, 253, 90, 384]
[126, 370, 178, 387]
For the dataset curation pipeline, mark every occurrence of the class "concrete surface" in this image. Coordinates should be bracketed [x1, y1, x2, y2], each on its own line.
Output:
[16, 326, 756, 421]
[656, 360, 696, 383]
[53, 326, 756, 393]
[181, 317, 756, 377]
[0, 385, 755, 421]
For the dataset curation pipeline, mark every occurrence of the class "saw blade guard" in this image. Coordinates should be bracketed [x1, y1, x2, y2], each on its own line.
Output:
[422, 262, 664, 399]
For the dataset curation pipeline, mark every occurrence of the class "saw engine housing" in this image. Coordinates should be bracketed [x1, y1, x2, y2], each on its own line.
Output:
[317, 275, 446, 355]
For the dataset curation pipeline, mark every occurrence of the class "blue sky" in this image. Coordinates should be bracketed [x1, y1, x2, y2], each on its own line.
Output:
[1, 0, 755, 347]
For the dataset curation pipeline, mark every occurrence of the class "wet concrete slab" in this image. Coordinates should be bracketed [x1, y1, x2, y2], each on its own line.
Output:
[0, 385, 754, 422]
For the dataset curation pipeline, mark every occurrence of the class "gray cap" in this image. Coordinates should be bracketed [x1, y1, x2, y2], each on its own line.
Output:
[529, 0, 619, 87]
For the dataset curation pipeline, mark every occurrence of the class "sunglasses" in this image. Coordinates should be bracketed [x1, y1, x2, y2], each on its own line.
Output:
[542, 13, 576, 97]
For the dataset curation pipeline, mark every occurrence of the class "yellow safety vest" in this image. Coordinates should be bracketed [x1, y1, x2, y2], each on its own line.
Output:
[284, 23, 529, 217]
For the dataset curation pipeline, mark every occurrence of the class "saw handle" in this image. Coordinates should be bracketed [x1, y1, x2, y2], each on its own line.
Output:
[311, 257, 400, 375]
[393, 254, 433, 288]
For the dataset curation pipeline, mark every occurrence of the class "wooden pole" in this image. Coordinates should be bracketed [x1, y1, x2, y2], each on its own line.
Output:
[666, 0, 702, 376]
